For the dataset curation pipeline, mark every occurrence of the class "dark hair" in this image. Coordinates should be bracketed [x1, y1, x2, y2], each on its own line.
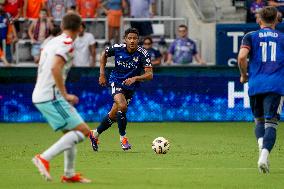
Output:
[143, 36, 153, 44]
[61, 13, 82, 31]
[124, 28, 139, 38]
[50, 25, 61, 36]
[259, 6, 278, 24]
[178, 24, 188, 30]
[81, 22, 86, 29]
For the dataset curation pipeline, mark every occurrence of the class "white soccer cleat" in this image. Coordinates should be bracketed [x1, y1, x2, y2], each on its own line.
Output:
[258, 161, 270, 174]
[32, 154, 52, 181]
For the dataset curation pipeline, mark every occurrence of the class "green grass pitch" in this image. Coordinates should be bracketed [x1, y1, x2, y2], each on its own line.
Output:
[1, 122, 284, 189]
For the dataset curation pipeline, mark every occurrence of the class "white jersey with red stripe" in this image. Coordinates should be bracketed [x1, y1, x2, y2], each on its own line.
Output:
[32, 33, 74, 103]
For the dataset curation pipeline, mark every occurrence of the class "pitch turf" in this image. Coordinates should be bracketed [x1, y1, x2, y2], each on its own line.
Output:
[1, 122, 284, 189]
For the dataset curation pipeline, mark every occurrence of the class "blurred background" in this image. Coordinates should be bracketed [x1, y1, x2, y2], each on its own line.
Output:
[0, 0, 281, 122]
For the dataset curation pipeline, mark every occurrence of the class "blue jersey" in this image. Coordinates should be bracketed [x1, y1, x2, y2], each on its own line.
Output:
[105, 44, 152, 90]
[241, 27, 284, 96]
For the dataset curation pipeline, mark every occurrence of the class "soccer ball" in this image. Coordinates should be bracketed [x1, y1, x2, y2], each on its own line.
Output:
[152, 137, 170, 154]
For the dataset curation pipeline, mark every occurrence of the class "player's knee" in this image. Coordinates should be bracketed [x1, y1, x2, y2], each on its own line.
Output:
[254, 117, 264, 125]
[108, 112, 117, 121]
[75, 123, 91, 137]
[118, 103, 128, 112]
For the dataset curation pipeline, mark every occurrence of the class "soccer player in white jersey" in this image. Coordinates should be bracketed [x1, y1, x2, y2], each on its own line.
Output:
[31, 13, 91, 183]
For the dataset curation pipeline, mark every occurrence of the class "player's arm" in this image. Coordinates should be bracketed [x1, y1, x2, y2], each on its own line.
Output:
[238, 48, 250, 83]
[51, 56, 78, 104]
[123, 67, 153, 86]
[194, 53, 206, 65]
[99, 50, 108, 86]
[238, 32, 252, 83]
[89, 43, 96, 67]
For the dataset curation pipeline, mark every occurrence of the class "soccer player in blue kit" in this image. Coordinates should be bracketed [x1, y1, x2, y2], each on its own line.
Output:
[89, 28, 153, 151]
[238, 6, 284, 173]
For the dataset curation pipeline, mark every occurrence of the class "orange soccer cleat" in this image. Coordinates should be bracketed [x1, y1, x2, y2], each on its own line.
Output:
[61, 173, 92, 183]
[32, 154, 52, 181]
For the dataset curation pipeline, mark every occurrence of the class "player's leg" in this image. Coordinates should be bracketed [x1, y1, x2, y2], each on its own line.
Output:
[114, 93, 132, 150]
[32, 98, 91, 182]
[258, 94, 283, 173]
[89, 103, 118, 151]
[61, 123, 91, 183]
[250, 95, 265, 153]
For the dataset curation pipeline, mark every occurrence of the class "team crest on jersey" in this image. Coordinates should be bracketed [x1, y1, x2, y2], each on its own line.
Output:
[133, 57, 139, 62]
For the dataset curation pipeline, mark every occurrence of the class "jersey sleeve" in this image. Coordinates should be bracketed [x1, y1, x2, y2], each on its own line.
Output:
[168, 41, 176, 55]
[240, 32, 253, 50]
[105, 44, 121, 57]
[192, 41, 198, 55]
[55, 38, 74, 62]
[154, 48, 162, 58]
[87, 33, 96, 46]
[142, 52, 152, 68]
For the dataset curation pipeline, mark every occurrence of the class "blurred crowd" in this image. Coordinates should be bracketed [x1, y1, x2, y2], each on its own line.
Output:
[246, 0, 284, 22]
[0, 0, 205, 67]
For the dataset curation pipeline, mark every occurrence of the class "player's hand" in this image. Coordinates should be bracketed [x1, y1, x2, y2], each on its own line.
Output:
[99, 74, 107, 86]
[65, 94, 79, 105]
[240, 74, 248, 83]
[123, 77, 136, 86]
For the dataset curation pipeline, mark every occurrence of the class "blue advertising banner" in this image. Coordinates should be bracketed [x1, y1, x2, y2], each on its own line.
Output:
[216, 23, 284, 67]
[0, 67, 262, 122]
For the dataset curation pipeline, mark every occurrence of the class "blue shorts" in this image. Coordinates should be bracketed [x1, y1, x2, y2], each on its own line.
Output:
[34, 98, 84, 131]
[249, 93, 283, 120]
[31, 43, 41, 57]
[110, 82, 134, 105]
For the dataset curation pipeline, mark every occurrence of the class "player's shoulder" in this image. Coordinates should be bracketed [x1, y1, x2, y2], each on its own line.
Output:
[136, 46, 149, 57]
[244, 31, 256, 38]
[107, 43, 125, 50]
[115, 43, 126, 49]
[52, 33, 73, 46]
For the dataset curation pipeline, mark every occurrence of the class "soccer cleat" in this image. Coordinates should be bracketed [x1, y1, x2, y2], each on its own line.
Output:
[258, 161, 270, 174]
[121, 137, 132, 151]
[61, 173, 92, 183]
[32, 154, 52, 181]
[89, 130, 99, 152]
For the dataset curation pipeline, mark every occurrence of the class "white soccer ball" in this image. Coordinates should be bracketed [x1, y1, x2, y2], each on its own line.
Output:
[152, 137, 170, 154]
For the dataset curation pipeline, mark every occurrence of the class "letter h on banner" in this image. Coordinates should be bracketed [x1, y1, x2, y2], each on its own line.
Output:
[228, 81, 250, 108]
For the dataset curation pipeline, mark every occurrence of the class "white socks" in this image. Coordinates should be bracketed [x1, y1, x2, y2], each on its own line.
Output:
[258, 148, 269, 164]
[258, 137, 263, 155]
[41, 130, 85, 161]
[120, 135, 126, 141]
[93, 129, 100, 138]
[64, 145, 76, 178]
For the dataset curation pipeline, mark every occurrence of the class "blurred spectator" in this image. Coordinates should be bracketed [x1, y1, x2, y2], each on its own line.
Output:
[143, 36, 161, 66]
[247, 0, 265, 22]
[167, 25, 205, 65]
[4, 0, 23, 20]
[40, 24, 61, 49]
[0, 47, 10, 66]
[157, 37, 168, 62]
[4, 0, 23, 38]
[76, 0, 100, 18]
[73, 22, 96, 67]
[23, 0, 47, 19]
[127, 0, 156, 37]
[28, 8, 53, 63]
[47, 0, 75, 24]
[102, 0, 126, 44]
[6, 21, 18, 62]
[0, 3, 12, 60]
[76, 0, 101, 35]
[268, 0, 284, 16]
